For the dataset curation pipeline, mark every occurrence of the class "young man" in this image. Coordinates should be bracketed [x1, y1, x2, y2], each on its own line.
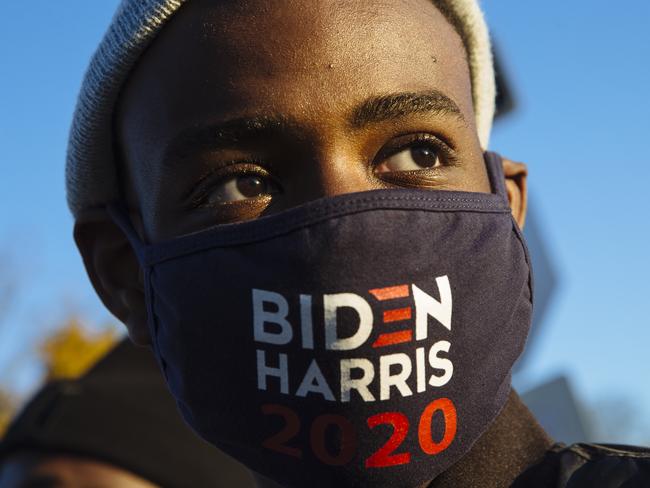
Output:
[68, 0, 650, 486]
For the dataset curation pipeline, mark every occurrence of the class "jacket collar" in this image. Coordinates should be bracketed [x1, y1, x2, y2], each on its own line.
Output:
[427, 388, 554, 488]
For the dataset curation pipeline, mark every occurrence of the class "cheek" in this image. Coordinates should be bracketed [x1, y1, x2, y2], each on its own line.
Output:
[464, 155, 492, 193]
[455, 136, 491, 193]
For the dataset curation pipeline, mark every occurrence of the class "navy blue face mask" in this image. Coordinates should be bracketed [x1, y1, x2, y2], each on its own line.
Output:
[108, 151, 533, 488]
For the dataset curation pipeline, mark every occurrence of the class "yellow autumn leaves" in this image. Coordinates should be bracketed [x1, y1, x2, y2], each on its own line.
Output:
[0, 318, 119, 436]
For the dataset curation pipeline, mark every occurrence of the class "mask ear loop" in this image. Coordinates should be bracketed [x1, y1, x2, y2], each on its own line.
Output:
[483, 151, 509, 202]
[105, 200, 149, 267]
[104, 200, 167, 379]
[484, 151, 536, 313]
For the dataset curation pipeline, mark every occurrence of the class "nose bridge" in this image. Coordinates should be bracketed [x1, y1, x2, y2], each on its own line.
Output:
[281, 119, 378, 208]
[315, 145, 373, 198]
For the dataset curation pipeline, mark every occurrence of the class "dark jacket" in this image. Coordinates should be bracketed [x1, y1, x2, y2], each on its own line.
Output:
[512, 442, 650, 487]
[427, 389, 650, 488]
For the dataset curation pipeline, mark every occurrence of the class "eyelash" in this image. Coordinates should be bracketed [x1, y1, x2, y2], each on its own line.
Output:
[189, 161, 273, 209]
[374, 132, 460, 167]
[188, 132, 459, 208]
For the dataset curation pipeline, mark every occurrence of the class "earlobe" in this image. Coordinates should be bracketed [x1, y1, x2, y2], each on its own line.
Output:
[73, 207, 152, 346]
[501, 157, 528, 229]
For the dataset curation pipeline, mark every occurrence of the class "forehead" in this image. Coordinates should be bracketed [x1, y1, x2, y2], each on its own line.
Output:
[117, 0, 473, 154]
[187, 0, 465, 83]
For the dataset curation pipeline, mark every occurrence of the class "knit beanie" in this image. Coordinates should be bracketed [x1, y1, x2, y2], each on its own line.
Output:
[0, 339, 255, 488]
[65, 0, 495, 219]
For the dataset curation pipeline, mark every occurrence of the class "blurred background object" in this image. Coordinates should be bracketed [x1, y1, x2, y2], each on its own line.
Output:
[492, 43, 516, 120]
[0, 393, 14, 439]
[39, 319, 116, 381]
[0, 316, 119, 436]
[520, 376, 590, 445]
[0, 339, 255, 487]
[0, 0, 649, 449]
[493, 39, 583, 445]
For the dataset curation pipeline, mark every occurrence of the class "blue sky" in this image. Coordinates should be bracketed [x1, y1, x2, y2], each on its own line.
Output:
[1, 1, 649, 442]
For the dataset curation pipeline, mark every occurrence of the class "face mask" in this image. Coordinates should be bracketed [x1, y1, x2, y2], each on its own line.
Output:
[107, 151, 533, 488]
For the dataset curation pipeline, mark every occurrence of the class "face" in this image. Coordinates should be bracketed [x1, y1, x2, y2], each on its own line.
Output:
[73, 3, 529, 484]
[116, 0, 490, 242]
[75, 0, 526, 343]
[0, 452, 157, 488]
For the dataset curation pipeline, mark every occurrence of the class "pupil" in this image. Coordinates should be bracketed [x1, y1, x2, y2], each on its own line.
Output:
[411, 146, 438, 168]
[237, 175, 265, 197]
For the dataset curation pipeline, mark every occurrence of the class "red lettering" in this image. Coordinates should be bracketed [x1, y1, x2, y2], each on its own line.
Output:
[365, 412, 411, 468]
[310, 414, 357, 466]
[418, 398, 457, 455]
[261, 404, 302, 458]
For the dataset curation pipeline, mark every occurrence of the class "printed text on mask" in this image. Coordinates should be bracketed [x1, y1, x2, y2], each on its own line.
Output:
[253, 276, 457, 468]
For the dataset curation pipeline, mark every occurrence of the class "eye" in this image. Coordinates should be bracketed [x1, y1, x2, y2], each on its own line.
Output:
[190, 164, 280, 207]
[374, 138, 443, 175]
[203, 174, 278, 204]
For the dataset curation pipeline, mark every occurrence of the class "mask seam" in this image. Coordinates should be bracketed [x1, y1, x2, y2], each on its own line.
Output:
[144, 205, 512, 266]
[145, 266, 170, 385]
[510, 216, 534, 309]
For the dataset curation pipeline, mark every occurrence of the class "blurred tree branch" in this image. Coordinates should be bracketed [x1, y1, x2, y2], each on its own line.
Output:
[40, 318, 117, 381]
[0, 250, 119, 436]
[0, 388, 16, 437]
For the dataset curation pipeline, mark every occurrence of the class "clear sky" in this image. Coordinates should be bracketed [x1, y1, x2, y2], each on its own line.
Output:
[1, 1, 649, 442]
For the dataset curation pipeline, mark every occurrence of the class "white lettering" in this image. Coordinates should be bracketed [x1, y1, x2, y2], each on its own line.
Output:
[340, 358, 376, 402]
[300, 294, 314, 349]
[253, 289, 293, 345]
[413, 276, 452, 340]
[256, 349, 289, 394]
[379, 353, 413, 400]
[296, 359, 335, 400]
[416, 347, 427, 393]
[323, 293, 373, 350]
[428, 340, 453, 387]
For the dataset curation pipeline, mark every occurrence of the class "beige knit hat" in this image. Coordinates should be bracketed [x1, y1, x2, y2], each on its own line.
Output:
[65, 0, 495, 218]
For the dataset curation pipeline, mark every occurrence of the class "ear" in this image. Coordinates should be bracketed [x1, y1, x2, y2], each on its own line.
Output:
[73, 207, 151, 346]
[501, 157, 528, 229]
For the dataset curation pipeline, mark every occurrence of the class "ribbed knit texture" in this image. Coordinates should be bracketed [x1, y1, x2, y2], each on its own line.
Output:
[437, 0, 496, 147]
[65, 0, 495, 218]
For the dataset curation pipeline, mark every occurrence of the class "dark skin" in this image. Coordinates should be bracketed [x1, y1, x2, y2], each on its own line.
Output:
[74, 0, 527, 486]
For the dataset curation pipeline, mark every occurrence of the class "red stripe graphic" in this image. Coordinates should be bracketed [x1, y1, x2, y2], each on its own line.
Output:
[372, 330, 413, 348]
[383, 307, 412, 323]
[369, 285, 409, 301]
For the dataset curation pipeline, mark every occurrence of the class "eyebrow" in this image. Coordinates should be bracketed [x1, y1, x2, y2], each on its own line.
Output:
[350, 90, 464, 128]
[163, 90, 464, 163]
[163, 115, 297, 165]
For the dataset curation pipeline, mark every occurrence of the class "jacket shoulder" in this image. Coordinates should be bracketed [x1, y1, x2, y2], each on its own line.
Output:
[512, 442, 650, 487]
